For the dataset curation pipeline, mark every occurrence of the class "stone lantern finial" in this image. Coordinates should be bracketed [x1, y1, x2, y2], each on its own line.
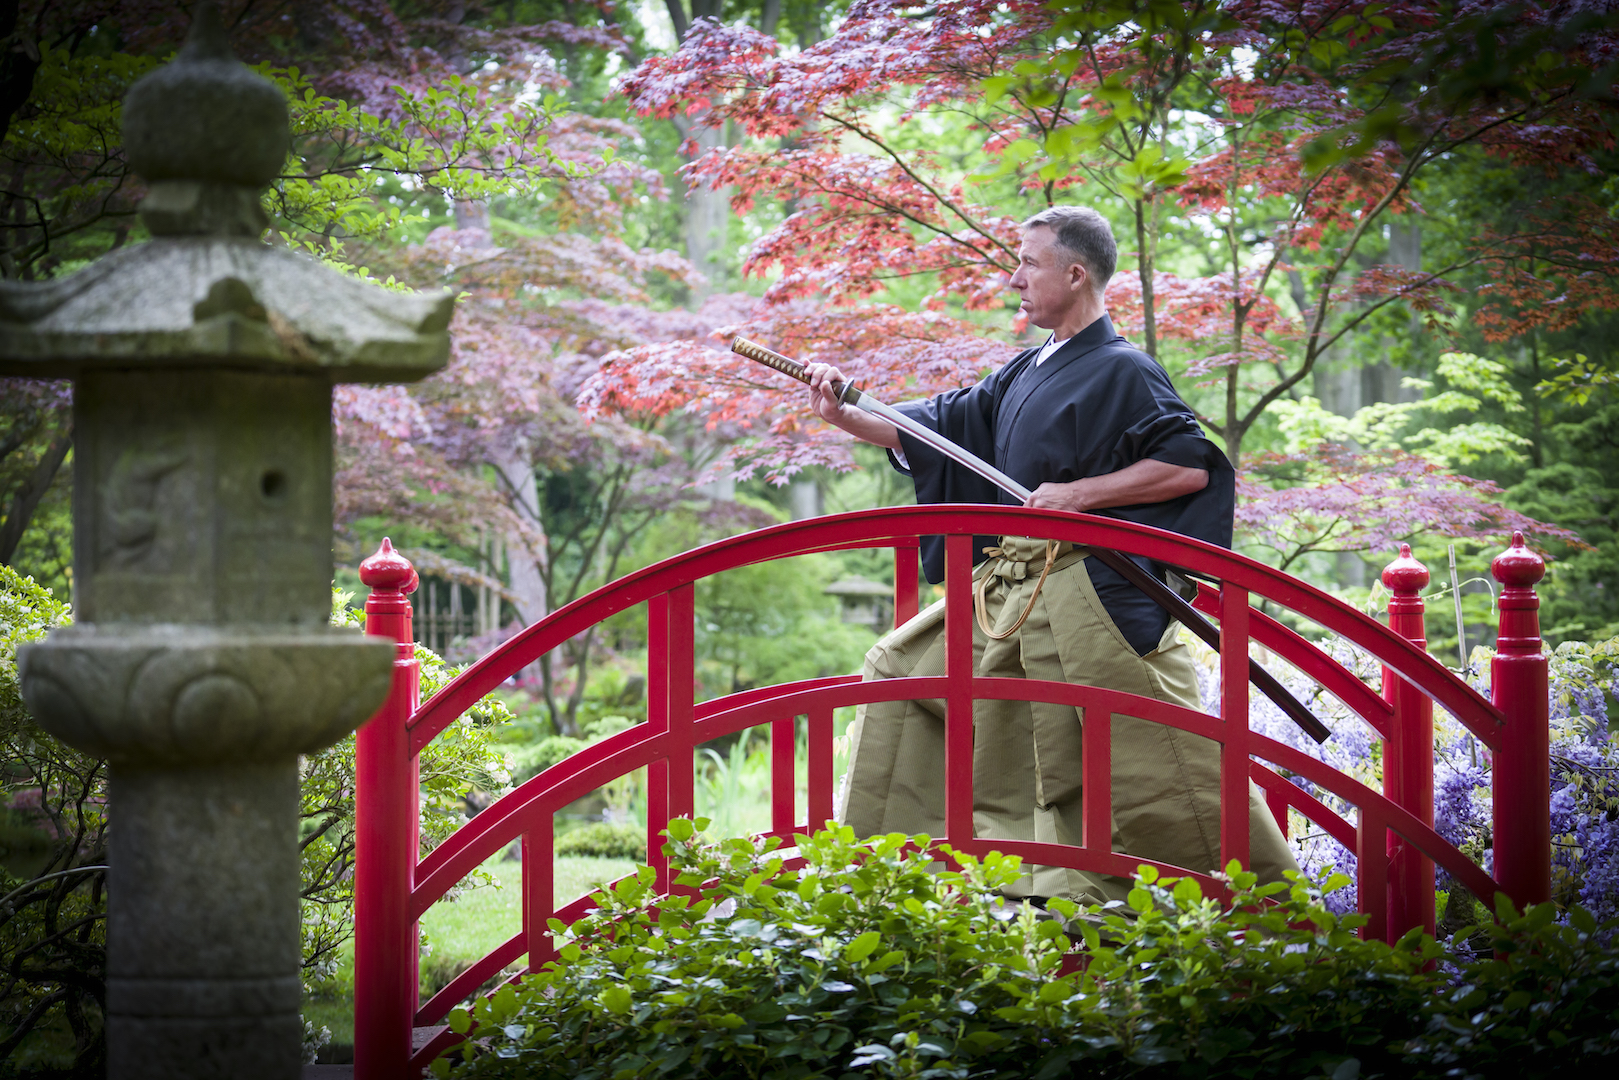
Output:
[122, 0, 290, 237]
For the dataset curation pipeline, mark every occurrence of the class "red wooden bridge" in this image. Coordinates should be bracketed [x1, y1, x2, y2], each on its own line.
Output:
[348, 506, 1550, 1077]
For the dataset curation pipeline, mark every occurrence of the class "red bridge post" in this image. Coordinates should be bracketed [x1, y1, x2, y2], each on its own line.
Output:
[1490, 532, 1551, 911]
[1382, 544, 1435, 941]
[354, 539, 421, 1080]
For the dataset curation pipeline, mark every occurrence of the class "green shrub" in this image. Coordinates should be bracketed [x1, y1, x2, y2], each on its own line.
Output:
[1401, 896, 1619, 1074]
[1, 564, 105, 1076]
[433, 824, 1619, 1080]
[507, 736, 587, 785]
[553, 821, 646, 861]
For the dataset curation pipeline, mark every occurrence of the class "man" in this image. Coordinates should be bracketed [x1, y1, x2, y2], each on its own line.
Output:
[806, 205, 1297, 902]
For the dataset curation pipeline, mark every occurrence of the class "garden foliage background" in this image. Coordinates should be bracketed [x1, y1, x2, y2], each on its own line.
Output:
[3, 0, 1619, 1073]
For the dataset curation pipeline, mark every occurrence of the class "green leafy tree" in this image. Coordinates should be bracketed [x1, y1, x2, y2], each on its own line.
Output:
[0, 565, 103, 1075]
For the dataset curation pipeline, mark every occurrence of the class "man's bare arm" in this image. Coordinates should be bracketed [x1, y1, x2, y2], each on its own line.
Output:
[804, 362, 902, 450]
[1027, 459, 1208, 512]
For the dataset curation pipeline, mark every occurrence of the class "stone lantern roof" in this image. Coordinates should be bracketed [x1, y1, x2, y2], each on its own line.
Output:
[0, 2, 451, 382]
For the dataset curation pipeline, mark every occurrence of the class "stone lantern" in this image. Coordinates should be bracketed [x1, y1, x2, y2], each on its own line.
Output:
[0, 5, 450, 1078]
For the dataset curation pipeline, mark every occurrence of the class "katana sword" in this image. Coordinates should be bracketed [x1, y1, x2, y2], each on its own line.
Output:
[732, 335, 1331, 744]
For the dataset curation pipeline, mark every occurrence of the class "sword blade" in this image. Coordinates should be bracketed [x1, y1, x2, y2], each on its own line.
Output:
[855, 395, 1035, 503]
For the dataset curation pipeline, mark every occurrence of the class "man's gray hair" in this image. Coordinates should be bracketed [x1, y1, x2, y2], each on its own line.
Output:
[1022, 206, 1116, 296]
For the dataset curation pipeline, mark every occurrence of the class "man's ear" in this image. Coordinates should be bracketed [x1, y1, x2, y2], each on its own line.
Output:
[1069, 262, 1089, 293]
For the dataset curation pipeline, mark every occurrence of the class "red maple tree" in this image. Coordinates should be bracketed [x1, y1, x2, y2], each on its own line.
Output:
[585, 0, 1611, 561]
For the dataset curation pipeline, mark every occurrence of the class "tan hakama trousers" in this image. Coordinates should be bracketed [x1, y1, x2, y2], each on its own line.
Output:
[837, 537, 1298, 902]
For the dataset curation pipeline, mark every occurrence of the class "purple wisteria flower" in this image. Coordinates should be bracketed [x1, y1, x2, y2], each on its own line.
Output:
[1190, 628, 1619, 928]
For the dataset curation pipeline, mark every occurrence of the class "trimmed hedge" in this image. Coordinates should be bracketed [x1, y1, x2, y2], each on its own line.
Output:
[433, 824, 1619, 1079]
[554, 822, 646, 861]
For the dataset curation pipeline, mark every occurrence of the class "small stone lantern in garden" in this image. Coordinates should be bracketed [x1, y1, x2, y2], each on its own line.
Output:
[0, 5, 451, 1078]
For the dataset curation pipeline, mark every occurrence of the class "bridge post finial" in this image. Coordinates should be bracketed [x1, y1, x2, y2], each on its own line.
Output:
[1381, 543, 1435, 941]
[1489, 531, 1550, 912]
[354, 538, 422, 1079]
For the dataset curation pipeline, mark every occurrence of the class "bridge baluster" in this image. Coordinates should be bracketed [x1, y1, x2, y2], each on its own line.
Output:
[1490, 532, 1551, 911]
[893, 540, 920, 628]
[646, 586, 696, 894]
[771, 716, 796, 836]
[1382, 544, 1435, 941]
[354, 538, 422, 1080]
[522, 824, 556, 970]
[1219, 584, 1252, 872]
[943, 534, 976, 846]
[808, 704, 836, 831]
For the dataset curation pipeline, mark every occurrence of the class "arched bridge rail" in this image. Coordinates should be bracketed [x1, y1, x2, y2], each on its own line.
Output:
[350, 506, 1551, 1078]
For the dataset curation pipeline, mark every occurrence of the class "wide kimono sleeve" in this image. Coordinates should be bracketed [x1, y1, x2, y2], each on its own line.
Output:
[1099, 353, 1235, 551]
[883, 355, 1032, 583]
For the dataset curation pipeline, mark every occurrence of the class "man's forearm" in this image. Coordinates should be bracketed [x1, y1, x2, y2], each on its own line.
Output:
[1027, 458, 1208, 513]
[816, 395, 903, 449]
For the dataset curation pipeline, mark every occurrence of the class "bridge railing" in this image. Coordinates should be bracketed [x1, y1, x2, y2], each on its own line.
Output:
[349, 507, 1549, 1078]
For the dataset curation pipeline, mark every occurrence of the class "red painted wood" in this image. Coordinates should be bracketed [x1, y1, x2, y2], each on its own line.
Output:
[404, 509, 1501, 753]
[943, 534, 976, 848]
[770, 716, 795, 836]
[1083, 710, 1112, 854]
[1265, 787, 1291, 839]
[352, 508, 1546, 1052]
[1382, 544, 1435, 941]
[1193, 583, 1394, 737]
[807, 705, 835, 832]
[645, 592, 672, 892]
[1255, 735, 1500, 905]
[416, 931, 524, 1025]
[666, 584, 697, 831]
[1358, 805, 1390, 942]
[523, 822, 555, 971]
[354, 538, 421, 1080]
[1490, 532, 1551, 911]
[893, 540, 920, 627]
[395, 670, 1502, 1032]
[1219, 584, 1251, 872]
[1250, 764, 1355, 852]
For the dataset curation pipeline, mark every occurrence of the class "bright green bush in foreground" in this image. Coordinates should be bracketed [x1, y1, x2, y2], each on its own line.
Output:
[434, 824, 1619, 1080]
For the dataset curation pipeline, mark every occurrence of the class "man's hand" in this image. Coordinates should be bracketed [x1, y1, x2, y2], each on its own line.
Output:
[803, 362, 902, 450]
[1027, 458, 1208, 512]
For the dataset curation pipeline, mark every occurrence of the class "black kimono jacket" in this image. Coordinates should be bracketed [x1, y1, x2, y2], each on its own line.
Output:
[887, 313, 1235, 655]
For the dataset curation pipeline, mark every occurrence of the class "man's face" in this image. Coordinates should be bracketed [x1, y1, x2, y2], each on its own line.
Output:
[1009, 226, 1088, 330]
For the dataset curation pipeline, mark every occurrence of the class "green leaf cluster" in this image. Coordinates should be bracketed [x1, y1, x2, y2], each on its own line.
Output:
[434, 824, 1061, 1079]
[264, 65, 578, 251]
[435, 826, 1619, 1080]
[1271, 352, 1533, 469]
[1, 566, 105, 1073]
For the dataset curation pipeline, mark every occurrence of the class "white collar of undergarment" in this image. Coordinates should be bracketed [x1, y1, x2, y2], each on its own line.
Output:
[1034, 334, 1070, 367]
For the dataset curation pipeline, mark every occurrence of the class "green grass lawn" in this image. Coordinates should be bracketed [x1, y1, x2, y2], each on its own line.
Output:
[303, 853, 639, 1047]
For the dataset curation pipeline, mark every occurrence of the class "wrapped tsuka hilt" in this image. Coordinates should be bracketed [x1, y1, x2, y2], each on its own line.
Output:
[731, 336, 863, 406]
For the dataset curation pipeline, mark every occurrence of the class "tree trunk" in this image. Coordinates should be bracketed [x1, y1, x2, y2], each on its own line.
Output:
[1133, 199, 1156, 357]
[488, 439, 548, 627]
[0, 422, 70, 565]
[788, 478, 820, 519]
[0, 1, 42, 146]
[788, 1, 824, 46]
[683, 122, 730, 298]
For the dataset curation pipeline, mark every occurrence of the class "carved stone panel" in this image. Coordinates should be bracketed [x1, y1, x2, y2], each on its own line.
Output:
[74, 369, 332, 626]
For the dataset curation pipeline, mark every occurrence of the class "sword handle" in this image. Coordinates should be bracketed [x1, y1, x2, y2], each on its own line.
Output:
[731, 336, 863, 406]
